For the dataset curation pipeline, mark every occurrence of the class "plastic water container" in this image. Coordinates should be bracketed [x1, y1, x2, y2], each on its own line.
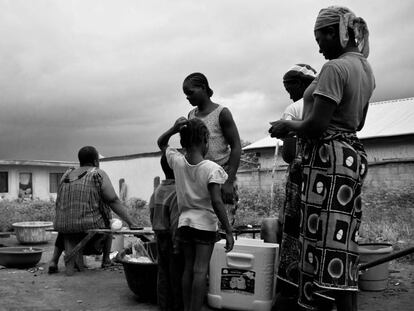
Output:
[110, 234, 125, 252]
[359, 243, 393, 291]
[208, 238, 279, 311]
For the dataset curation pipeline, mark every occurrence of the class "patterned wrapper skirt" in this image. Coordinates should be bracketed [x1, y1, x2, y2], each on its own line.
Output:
[297, 132, 368, 310]
[276, 147, 303, 291]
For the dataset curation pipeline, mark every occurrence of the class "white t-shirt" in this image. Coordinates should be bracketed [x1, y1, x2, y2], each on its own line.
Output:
[166, 147, 228, 231]
[281, 98, 304, 120]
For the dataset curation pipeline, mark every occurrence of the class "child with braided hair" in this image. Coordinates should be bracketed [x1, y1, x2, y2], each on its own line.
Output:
[158, 117, 234, 311]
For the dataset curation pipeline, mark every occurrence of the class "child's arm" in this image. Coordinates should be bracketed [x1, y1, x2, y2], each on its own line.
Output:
[208, 183, 234, 253]
[157, 117, 188, 152]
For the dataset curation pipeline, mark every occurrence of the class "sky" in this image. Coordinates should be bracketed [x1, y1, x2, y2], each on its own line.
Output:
[1, 0, 413, 161]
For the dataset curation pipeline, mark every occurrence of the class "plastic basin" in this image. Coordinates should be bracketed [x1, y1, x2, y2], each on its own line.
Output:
[0, 246, 43, 268]
[12, 221, 53, 245]
[119, 241, 158, 303]
[359, 243, 393, 291]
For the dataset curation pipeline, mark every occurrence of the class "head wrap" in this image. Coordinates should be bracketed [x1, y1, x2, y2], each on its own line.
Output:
[283, 64, 317, 82]
[314, 6, 370, 58]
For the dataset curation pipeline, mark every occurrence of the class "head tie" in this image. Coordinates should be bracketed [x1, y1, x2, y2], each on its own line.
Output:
[283, 64, 317, 82]
[314, 6, 370, 58]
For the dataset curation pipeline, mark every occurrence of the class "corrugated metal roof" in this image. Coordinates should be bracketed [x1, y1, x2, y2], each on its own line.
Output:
[359, 97, 414, 138]
[244, 97, 414, 151]
[243, 136, 281, 151]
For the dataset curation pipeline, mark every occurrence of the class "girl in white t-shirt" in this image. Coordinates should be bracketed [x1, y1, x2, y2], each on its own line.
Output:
[158, 117, 234, 311]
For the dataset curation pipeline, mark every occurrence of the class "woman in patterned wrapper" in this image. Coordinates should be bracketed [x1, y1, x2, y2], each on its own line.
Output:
[183, 73, 242, 225]
[274, 64, 317, 311]
[269, 6, 375, 311]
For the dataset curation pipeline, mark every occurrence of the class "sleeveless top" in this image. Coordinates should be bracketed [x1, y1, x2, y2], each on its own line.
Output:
[54, 167, 111, 233]
[188, 105, 230, 167]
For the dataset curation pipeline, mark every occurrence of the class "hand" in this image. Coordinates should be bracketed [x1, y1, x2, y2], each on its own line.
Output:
[173, 117, 189, 132]
[221, 181, 235, 204]
[268, 120, 291, 138]
[225, 232, 234, 253]
[129, 223, 143, 230]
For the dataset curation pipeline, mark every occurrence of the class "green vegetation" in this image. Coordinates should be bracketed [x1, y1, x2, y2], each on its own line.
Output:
[1, 186, 412, 262]
[0, 198, 150, 232]
[0, 200, 55, 232]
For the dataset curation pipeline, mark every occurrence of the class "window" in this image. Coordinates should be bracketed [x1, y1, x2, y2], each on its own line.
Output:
[49, 173, 64, 193]
[0, 172, 8, 193]
[19, 173, 33, 199]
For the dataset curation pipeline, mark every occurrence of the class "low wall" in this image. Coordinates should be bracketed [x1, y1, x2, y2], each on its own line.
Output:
[363, 160, 414, 190]
[237, 160, 414, 192]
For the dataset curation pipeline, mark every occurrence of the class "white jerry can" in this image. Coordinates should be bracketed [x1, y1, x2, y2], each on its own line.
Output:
[208, 238, 279, 311]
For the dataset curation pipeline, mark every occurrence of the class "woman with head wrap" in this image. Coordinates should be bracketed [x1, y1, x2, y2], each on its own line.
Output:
[274, 64, 317, 310]
[280, 63, 317, 163]
[269, 6, 375, 311]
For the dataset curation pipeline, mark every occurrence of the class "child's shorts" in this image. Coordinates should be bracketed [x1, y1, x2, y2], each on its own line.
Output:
[176, 226, 218, 245]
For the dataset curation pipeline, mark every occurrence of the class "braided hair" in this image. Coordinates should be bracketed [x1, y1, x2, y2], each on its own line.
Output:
[183, 72, 214, 97]
[179, 118, 210, 149]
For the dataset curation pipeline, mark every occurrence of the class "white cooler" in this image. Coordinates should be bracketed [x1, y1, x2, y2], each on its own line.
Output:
[208, 238, 279, 311]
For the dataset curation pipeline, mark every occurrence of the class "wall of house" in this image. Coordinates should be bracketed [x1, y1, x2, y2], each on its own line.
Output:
[242, 135, 414, 192]
[254, 136, 414, 171]
[254, 147, 286, 170]
[237, 167, 287, 191]
[363, 161, 414, 190]
[237, 160, 414, 193]
[0, 165, 69, 201]
[100, 153, 162, 203]
[363, 136, 414, 163]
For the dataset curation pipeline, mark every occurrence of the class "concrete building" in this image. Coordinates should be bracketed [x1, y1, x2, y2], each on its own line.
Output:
[241, 97, 414, 191]
[0, 160, 76, 201]
[0, 153, 163, 204]
[100, 151, 163, 204]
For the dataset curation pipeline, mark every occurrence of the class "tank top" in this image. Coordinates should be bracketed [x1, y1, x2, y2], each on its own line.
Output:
[188, 105, 230, 167]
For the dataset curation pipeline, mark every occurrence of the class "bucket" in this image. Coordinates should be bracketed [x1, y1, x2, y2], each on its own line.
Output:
[260, 218, 279, 243]
[358, 243, 393, 291]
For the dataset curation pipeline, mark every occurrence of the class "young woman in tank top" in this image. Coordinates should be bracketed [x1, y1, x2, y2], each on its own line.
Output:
[183, 73, 242, 224]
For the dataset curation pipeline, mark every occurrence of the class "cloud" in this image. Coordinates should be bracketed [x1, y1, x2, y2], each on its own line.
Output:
[0, 0, 413, 160]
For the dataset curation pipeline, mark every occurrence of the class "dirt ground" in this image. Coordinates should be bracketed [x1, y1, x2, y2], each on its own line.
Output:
[1, 234, 413, 311]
